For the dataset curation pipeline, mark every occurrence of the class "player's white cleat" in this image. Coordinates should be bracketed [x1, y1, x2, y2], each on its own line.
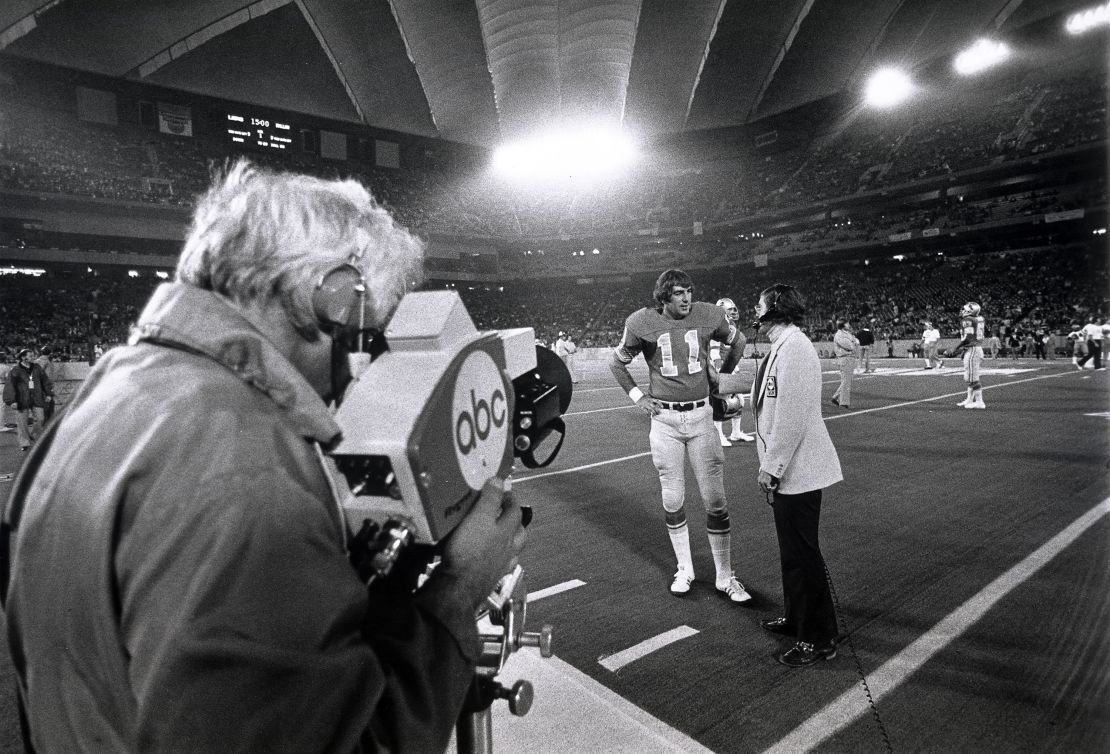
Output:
[956, 399, 970, 407]
[716, 574, 752, 603]
[720, 436, 732, 447]
[729, 431, 755, 442]
[964, 400, 986, 409]
[670, 569, 694, 595]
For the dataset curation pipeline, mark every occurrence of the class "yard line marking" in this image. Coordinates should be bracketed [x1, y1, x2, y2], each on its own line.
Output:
[599, 626, 700, 672]
[514, 452, 651, 484]
[764, 496, 1110, 754]
[822, 370, 1075, 419]
[516, 372, 1076, 481]
[567, 404, 638, 416]
[529, 579, 586, 602]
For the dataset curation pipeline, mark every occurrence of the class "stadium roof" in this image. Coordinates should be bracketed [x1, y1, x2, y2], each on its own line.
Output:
[0, 0, 1094, 147]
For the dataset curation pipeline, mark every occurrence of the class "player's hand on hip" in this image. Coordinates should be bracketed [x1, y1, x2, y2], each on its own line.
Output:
[638, 396, 660, 416]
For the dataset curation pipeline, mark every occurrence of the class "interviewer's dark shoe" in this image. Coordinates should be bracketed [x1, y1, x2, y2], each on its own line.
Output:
[776, 640, 837, 667]
[830, 396, 840, 406]
[760, 617, 795, 636]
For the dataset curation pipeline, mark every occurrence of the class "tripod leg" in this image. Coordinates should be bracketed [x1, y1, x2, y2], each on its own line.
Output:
[456, 709, 494, 754]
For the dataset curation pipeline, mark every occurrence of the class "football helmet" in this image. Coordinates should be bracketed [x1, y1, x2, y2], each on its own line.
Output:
[715, 297, 740, 323]
[711, 393, 744, 422]
[960, 302, 981, 317]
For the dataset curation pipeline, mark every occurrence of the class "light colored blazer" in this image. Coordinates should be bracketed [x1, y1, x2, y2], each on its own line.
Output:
[744, 324, 842, 494]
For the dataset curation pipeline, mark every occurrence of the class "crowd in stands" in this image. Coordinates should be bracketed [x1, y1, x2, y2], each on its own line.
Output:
[1, 242, 1104, 369]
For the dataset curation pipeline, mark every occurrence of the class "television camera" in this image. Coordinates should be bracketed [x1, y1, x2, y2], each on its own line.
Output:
[328, 290, 570, 752]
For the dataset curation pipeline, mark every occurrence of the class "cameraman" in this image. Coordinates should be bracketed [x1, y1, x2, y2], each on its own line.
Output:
[2, 160, 525, 752]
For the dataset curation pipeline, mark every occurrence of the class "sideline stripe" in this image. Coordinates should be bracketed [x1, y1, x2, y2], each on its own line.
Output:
[493, 652, 717, 754]
[764, 496, 1110, 754]
[599, 626, 700, 672]
[529, 579, 586, 602]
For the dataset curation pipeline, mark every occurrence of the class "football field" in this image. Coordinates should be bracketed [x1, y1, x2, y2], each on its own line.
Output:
[1, 357, 1107, 753]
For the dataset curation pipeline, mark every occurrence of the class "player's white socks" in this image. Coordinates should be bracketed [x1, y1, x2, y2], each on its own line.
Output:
[707, 532, 732, 584]
[714, 421, 727, 441]
[668, 524, 695, 575]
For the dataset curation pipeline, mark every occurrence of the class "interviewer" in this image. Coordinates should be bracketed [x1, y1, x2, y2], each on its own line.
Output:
[2, 159, 525, 752]
[721, 284, 843, 667]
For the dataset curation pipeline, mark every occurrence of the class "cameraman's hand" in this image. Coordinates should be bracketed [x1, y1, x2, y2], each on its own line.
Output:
[439, 477, 526, 612]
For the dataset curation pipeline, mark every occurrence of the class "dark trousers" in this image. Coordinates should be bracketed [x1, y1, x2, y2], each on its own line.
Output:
[772, 488, 837, 645]
[1078, 340, 1102, 369]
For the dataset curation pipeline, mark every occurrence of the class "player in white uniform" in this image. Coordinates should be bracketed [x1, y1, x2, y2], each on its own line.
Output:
[921, 321, 942, 369]
[949, 302, 987, 409]
[710, 297, 754, 445]
[610, 270, 752, 603]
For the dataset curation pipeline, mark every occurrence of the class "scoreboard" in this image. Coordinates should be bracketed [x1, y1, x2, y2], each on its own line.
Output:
[225, 112, 296, 151]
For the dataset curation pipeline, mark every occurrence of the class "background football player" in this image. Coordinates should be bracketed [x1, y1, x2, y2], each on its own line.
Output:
[948, 302, 987, 409]
[710, 297, 755, 445]
[609, 269, 752, 603]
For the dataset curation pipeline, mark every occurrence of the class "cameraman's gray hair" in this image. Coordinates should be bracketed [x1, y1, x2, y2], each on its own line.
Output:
[177, 158, 425, 338]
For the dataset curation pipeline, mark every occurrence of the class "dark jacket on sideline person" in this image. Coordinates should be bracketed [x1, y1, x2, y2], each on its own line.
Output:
[3, 362, 52, 411]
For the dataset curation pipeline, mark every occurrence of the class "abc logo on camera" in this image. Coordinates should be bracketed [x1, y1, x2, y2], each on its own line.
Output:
[452, 349, 510, 490]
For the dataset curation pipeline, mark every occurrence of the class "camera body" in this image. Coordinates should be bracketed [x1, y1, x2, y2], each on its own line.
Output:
[330, 290, 566, 546]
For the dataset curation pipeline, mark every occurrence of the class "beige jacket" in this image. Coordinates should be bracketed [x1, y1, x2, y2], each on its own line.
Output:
[721, 324, 842, 494]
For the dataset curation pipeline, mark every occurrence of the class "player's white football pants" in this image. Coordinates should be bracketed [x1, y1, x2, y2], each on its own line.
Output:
[649, 404, 727, 515]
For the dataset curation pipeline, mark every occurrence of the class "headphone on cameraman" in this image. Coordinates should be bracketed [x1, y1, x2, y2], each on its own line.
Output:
[313, 262, 368, 335]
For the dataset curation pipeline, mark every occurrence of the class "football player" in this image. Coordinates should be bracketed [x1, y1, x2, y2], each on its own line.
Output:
[610, 270, 752, 603]
[949, 302, 987, 409]
[710, 297, 755, 445]
[921, 320, 942, 370]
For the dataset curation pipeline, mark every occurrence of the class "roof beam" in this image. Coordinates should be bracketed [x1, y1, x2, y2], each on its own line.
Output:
[0, 1, 62, 51]
[134, 0, 291, 79]
[746, 0, 816, 122]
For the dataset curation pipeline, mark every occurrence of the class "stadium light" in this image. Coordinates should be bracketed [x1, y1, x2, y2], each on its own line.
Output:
[1066, 2, 1110, 35]
[864, 68, 914, 108]
[954, 39, 1011, 75]
[492, 127, 638, 183]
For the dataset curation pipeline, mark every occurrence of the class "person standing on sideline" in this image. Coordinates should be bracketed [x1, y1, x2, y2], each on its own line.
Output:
[3, 348, 52, 452]
[610, 269, 752, 603]
[711, 297, 754, 445]
[1068, 326, 1088, 370]
[921, 321, 943, 369]
[856, 319, 875, 373]
[3, 160, 525, 753]
[32, 346, 57, 421]
[950, 301, 988, 409]
[830, 319, 858, 409]
[555, 331, 579, 383]
[1077, 316, 1104, 370]
[720, 284, 843, 667]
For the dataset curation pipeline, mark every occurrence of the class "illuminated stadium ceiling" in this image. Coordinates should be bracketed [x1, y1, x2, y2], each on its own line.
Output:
[0, 0, 1095, 147]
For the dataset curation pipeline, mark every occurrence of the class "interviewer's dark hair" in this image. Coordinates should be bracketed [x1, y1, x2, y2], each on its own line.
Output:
[653, 269, 694, 311]
[759, 284, 805, 324]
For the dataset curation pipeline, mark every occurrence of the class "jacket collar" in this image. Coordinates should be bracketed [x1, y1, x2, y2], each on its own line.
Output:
[756, 324, 801, 402]
[130, 283, 341, 444]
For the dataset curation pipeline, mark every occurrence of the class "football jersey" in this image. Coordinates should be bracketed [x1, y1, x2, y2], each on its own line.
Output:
[961, 315, 985, 346]
[615, 302, 733, 402]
